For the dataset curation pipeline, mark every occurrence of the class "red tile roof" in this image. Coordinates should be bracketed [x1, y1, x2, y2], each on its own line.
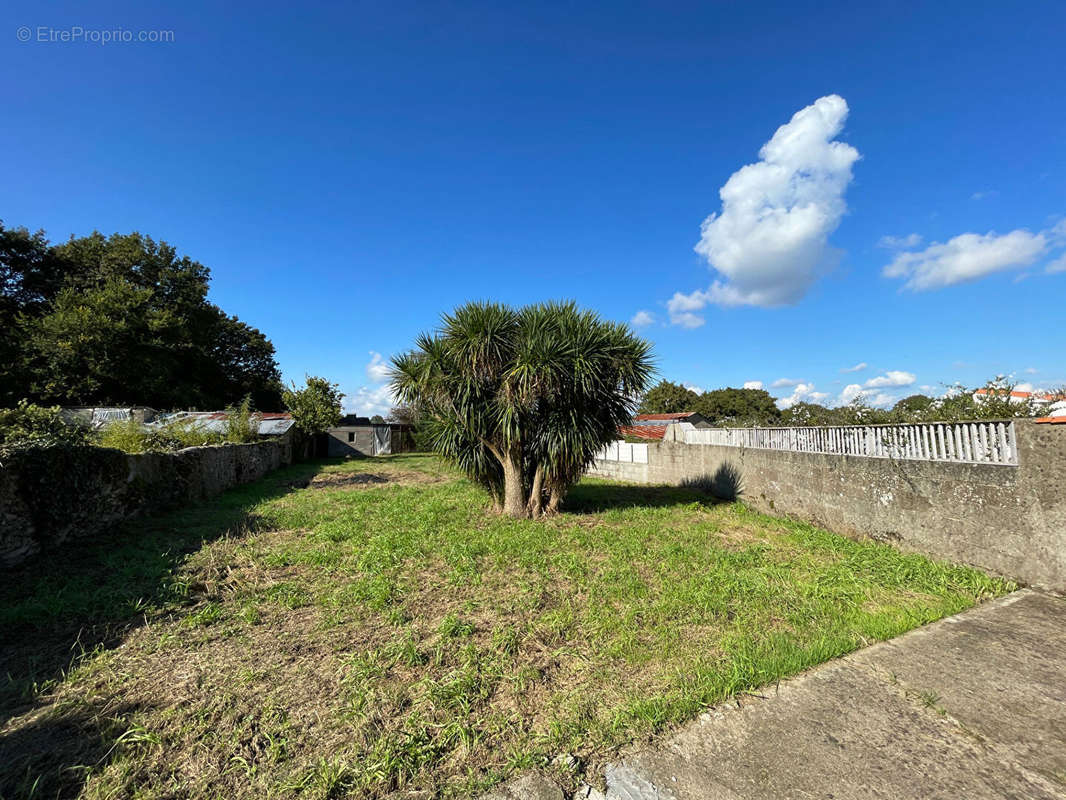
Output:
[618, 425, 666, 440]
[1035, 416, 1066, 424]
[974, 389, 1063, 401]
[633, 412, 698, 421]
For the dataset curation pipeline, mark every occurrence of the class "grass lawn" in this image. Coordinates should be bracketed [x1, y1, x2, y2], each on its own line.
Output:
[0, 454, 1013, 799]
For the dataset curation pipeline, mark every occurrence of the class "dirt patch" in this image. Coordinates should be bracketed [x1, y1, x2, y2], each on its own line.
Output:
[287, 470, 447, 491]
[310, 472, 390, 488]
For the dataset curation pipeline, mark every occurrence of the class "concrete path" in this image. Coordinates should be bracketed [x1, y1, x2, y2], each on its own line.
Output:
[492, 589, 1066, 800]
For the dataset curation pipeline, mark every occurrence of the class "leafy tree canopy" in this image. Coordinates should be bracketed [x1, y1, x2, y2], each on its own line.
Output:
[637, 380, 698, 415]
[1, 222, 283, 409]
[639, 381, 781, 426]
[283, 376, 344, 435]
[693, 387, 781, 426]
[392, 300, 652, 518]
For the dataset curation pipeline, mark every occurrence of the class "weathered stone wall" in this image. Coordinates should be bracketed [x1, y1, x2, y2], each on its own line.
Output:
[587, 420, 1066, 591]
[0, 441, 288, 567]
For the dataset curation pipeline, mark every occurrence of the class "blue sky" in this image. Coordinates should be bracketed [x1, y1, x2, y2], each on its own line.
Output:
[4, 0, 1064, 414]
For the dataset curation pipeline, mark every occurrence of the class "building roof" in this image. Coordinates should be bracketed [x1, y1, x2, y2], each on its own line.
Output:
[153, 411, 295, 436]
[618, 424, 666, 440]
[1035, 417, 1066, 424]
[973, 388, 1063, 401]
[633, 412, 700, 422]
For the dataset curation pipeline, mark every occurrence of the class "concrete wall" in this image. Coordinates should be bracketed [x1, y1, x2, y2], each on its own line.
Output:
[326, 425, 416, 457]
[588, 420, 1066, 591]
[327, 426, 377, 457]
[0, 441, 289, 568]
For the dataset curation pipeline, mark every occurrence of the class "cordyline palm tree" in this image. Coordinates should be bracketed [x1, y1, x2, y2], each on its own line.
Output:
[390, 301, 653, 518]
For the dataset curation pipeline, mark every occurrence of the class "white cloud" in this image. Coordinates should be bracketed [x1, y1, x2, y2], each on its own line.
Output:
[743, 380, 763, 390]
[630, 310, 656, 327]
[771, 377, 803, 388]
[682, 382, 705, 394]
[867, 392, 898, 408]
[343, 384, 395, 418]
[1025, 367, 1039, 374]
[366, 351, 391, 383]
[839, 383, 864, 405]
[883, 229, 1048, 290]
[1047, 253, 1066, 274]
[671, 94, 859, 321]
[1015, 382, 1035, 393]
[864, 370, 915, 389]
[776, 382, 829, 409]
[840, 362, 867, 373]
[971, 190, 998, 201]
[877, 234, 923, 250]
[838, 383, 902, 408]
[666, 290, 709, 328]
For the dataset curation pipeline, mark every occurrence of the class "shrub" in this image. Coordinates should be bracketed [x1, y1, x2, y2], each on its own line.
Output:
[0, 400, 92, 456]
[223, 397, 261, 444]
[97, 417, 154, 453]
[283, 376, 343, 435]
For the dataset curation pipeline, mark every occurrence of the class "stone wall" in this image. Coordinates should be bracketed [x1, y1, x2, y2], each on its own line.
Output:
[0, 441, 289, 567]
[588, 420, 1066, 592]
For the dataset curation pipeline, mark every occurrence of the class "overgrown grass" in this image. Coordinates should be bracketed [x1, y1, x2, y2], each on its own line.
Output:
[0, 455, 1014, 799]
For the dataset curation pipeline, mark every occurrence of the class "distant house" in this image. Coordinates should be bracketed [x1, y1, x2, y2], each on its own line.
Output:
[617, 424, 666, 441]
[326, 415, 415, 457]
[61, 406, 160, 428]
[616, 412, 713, 440]
[632, 412, 713, 428]
[153, 410, 296, 439]
[972, 388, 1062, 406]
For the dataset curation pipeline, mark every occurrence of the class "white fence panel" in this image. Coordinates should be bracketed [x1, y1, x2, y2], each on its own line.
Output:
[594, 441, 649, 464]
[682, 421, 1018, 466]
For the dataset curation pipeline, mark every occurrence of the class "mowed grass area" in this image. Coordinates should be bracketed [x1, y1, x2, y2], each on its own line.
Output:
[0, 454, 1013, 799]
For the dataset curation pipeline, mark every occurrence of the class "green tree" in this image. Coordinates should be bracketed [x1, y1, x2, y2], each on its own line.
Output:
[637, 380, 698, 414]
[283, 376, 344, 435]
[392, 301, 652, 518]
[370, 414, 385, 424]
[1, 224, 283, 409]
[891, 394, 933, 420]
[694, 387, 782, 426]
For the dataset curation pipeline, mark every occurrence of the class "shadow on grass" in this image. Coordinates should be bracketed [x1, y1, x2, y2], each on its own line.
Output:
[565, 480, 721, 514]
[0, 700, 143, 800]
[0, 458, 336, 796]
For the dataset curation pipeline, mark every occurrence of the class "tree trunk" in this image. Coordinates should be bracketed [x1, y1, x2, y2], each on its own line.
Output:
[501, 449, 529, 518]
[528, 464, 544, 517]
[546, 485, 564, 516]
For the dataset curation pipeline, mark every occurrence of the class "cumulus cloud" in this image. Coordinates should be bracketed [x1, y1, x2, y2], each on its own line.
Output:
[682, 382, 705, 394]
[1047, 253, 1066, 274]
[743, 380, 763, 390]
[666, 290, 709, 328]
[1025, 367, 1039, 374]
[840, 362, 867, 373]
[839, 383, 864, 405]
[630, 310, 656, 327]
[877, 234, 922, 250]
[864, 370, 915, 388]
[775, 382, 829, 409]
[366, 351, 391, 383]
[882, 229, 1049, 290]
[343, 384, 395, 417]
[668, 94, 860, 324]
[838, 383, 901, 408]
[771, 377, 803, 388]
